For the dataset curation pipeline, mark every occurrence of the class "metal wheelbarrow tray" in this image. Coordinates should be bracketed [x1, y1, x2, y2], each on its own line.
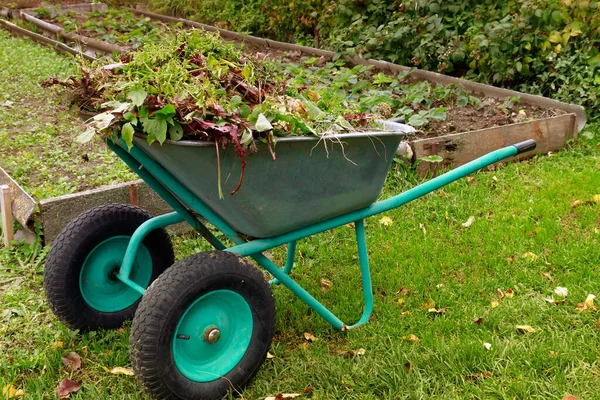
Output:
[43, 121, 538, 399]
[132, 131, 402, 238]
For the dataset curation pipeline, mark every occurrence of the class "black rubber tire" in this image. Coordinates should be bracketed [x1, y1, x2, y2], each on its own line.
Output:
[130, 251, 276, 400]
[44, 204, 174, 331]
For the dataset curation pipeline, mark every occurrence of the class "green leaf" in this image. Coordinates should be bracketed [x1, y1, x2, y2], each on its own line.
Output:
[373, 72, 393, 85]
[75, 127, 96, 144]
[230, 95, 242, 109]
[142, 118, 167, 144]
[169, 122, 184, 141]
[457, 95, 469, 107]
[123, 111, 138, 126]
[238, 104, 252, 119]
[428, 107, 447, 121]
[408, 114, 428, 127]
[255, 113, 273, 132]
[138, 106, 149, 119]
[127, 88, 147, 107]
[121, 122, 135, 150]
[152, 104, 176, 120]
[242, 64, 253, 81]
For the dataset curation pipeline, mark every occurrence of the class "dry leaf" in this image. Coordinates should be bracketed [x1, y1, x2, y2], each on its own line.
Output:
[57, 378, 80, 398]
[109, 367, 134, 375]
[397, 298, 406, 307]
[541, 272, 554, 282]
[554, 287, 568, 298]
[516, 325, 536, 333]
[397, 287, 409, 296]
[496, 288, 505, 300]
[379, 216, 393, 226]
[571, 200, 581, 208]
[2, 385, 24, 398]
[461, 216, 475, 228]
[337, 348, 366, 357]
[50, 341, 64, 349]
[304, 332, 317, 342]
[490, 301, 499, 309]
[483, 342, 492, 350]
[420, 300, 435, 310]
[266, 352, 275, 359]
[505, 289, 514, 298]
[404, 362, 411, 372]
[562, 396, 579, 400]
[428, 308, 446, 315]
[576, 294, 597, 311]
[264, 394, 302, 400]
[61, 352, 81, 371]
[401, 311, 411, 317]
[300, 342, 309, 351]
[522, 252, 539, 261]
[464, 371, 492, 383]
[419, 223, 427, 235]
[473, 317, 484, 325]
[507, 255, 515, 263]
[405, 334, 419, 342]
[320, 277, 333, 288]
[593, 194, 600, 204]
[466, 176, 474, 183]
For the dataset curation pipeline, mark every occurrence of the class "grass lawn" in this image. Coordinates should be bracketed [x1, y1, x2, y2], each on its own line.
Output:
[0, 30, 136, 199]
[0, 124, 599, 399]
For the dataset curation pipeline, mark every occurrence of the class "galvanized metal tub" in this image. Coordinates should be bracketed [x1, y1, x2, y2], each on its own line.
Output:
[132, 131, 405, 238]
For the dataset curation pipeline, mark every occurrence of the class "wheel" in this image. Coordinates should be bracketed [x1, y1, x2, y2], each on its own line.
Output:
[130, 251, 276, 400]
[44, 204, 174, 331]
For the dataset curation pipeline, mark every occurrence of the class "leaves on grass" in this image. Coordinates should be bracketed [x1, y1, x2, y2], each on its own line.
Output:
[420, 300, 435, 310]
[571, 200, 581, 208]
[516, 325, 536, 333]
[496, 288, 505, 300]
[576, 294, 597, 311]
[483, 342, 492, 350]
[266, 352, 275, 359]
[428, 307, 446, 315]
[593, 194, 600, 204]
[336, 348, 366, 357]
[2, 385, 24, 398]
[461, 216, 475, 228]
[57, 378, 80, 398]
[403, 334, 419, 342]
[490, 301, 499, 309]
[303, 332, 317, 342]
[464, 371, 492, 383]
[505, 288, 514, 298]
[541, 272, 554, 282]
[562, 396, 579, 400]
[319, 277, 333, 289]
[473, 317, 484, 325]
[109, 367, 134, 375]
[554, 287, 568, 297]
[379, 216, 393, 226]
[521, 252, 539, 262]
[397, 298, 406, 307]
[255, 113, 273, 132]
[61, 352, 81, 371]
[264, 393, 302, 400]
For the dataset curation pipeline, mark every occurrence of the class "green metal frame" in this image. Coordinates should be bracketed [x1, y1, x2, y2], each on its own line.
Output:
[106, 138, 521, 331]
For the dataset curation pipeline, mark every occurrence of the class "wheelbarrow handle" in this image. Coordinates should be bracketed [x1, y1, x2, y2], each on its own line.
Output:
[514, 139, 537, 154]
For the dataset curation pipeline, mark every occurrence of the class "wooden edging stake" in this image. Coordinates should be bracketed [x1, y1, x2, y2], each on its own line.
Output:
[0, 185, 14, 247]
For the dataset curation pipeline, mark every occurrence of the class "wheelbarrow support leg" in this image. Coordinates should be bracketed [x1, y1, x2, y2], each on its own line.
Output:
[270, 241, 297, 286]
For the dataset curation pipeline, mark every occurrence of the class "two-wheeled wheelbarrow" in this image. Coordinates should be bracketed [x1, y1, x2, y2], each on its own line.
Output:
[43, 127, 536, 399]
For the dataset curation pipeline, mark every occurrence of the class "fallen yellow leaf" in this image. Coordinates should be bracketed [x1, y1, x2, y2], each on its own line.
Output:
[109, 367, 134, 376]
[401, 311, 411, 317]
[593, 194, 600, 204]
[379, 216, 393, 226]
[461, 216, 475, 228]
[304, 332, 318, 342]
[522, 252, 539, 261]
[516, 325, 536, 333]
[319, 277, 333, 288]
[490, 301, 499, 309]
[264, 394, 302, 400]
[420, 300, 435, 310]
[562, 395, 579, 400]
[405, 334, 419, 342]
[571, 200, 581, 208]
[2, 385, 24, 398]
[396, 298, 406, 307]
[266, 352, 275, 359]
[50, 341, 64, 349]
[505, 289, 514, 298]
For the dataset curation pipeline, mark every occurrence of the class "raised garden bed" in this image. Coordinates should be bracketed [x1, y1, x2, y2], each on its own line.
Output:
[0, 3, 587, 243]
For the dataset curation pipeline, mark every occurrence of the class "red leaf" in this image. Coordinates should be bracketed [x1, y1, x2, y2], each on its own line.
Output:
[61, 352, 81, 371]
[57, 379, 80, 398]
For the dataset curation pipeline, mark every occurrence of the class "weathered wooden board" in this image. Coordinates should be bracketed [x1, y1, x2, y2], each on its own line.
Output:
[0, 166, 36, 230]
[412, 114, 577, 175]
[39, 180, 189, 243]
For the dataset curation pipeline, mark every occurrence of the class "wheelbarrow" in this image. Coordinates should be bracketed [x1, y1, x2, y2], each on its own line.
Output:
[43, 128, 536, 400]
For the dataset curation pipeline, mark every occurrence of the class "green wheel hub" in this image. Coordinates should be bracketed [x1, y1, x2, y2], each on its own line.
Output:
[79, 236, 152, 313]
[173, 290, 253, 382]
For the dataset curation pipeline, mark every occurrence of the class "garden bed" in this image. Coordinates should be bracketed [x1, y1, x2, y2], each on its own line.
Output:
[0, 3, 587, 243]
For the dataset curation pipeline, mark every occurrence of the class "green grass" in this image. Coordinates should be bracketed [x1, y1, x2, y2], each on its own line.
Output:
[1, 125, 599, 399]
[0, 30, 136, 199]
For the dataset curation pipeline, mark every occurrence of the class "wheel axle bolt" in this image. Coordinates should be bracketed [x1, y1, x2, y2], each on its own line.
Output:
[204, 327, 221, 344]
